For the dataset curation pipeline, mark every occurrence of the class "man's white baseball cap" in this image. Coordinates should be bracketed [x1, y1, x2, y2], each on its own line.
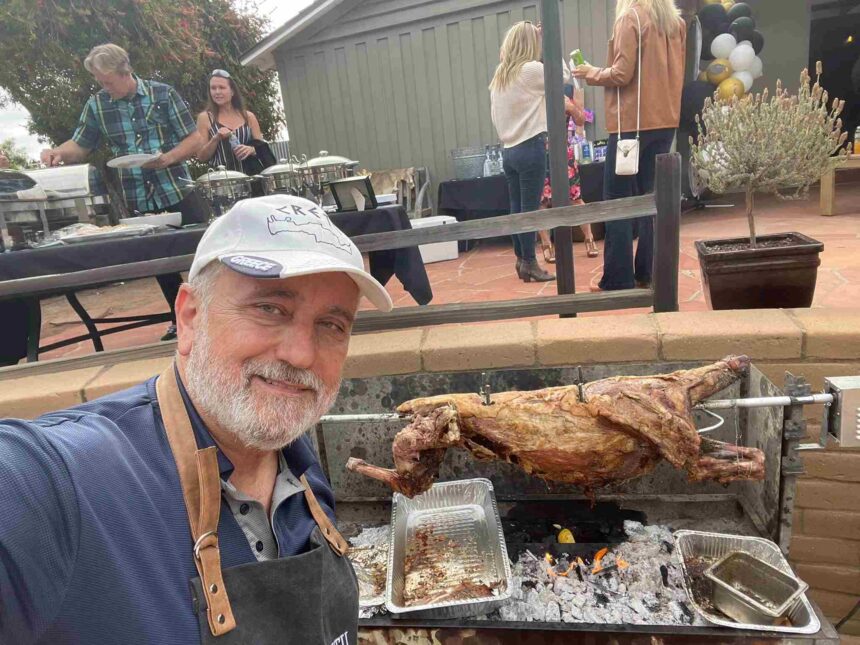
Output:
[188, 195, 393, 312]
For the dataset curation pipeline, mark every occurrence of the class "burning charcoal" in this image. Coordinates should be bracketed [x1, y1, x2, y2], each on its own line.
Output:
[662, 540, 674, 553]
[594, 592, 610, 606]
[574, 565, 584, 582]
[660, 564, 669, 587]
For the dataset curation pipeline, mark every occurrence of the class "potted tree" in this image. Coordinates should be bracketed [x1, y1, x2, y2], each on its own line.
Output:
[691, 63, 848, 310]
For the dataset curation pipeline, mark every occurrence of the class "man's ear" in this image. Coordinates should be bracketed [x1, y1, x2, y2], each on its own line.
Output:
[175, 284, 199, 357]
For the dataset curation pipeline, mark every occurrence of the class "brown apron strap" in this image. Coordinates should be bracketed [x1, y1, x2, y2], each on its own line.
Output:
[156, 367, 237, 637]
[300, 474, 349, 557]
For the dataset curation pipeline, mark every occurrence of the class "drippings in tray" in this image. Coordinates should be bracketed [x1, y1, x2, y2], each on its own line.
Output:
[403, 524, 501, 607]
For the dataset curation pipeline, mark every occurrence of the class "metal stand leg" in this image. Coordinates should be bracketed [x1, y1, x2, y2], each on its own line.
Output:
[778, 372, 811, 555]
[24, 298, 42, 362]
[65, 292, 105, 353]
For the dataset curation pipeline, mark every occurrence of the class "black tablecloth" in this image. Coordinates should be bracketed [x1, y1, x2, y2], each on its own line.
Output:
[0, 205, 431, 363]
[437, 162, 606, 247]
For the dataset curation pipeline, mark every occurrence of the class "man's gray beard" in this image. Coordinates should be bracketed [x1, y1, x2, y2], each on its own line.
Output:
[184, 323, 339, 451]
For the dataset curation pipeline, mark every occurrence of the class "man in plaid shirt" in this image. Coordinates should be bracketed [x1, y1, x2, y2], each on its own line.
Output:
[42, 44, 210, 339]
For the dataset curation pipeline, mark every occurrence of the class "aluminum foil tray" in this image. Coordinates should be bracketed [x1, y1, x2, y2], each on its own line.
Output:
[386, 478, 512, 619]
[674, 530, 820, 634]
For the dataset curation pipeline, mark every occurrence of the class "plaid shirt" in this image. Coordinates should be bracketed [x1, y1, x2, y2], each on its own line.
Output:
[72, 77, 197, 212]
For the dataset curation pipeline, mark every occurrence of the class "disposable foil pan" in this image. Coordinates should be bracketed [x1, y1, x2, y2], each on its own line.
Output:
[385, 478, 512, 619]
[674, 530, 820, 634]
[705, 551, 809, 625]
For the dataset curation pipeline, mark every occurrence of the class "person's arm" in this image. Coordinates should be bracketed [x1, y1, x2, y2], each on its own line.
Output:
[41, 140, 90, 166]
[144, 131, 202, 169]
[247, 112, 263, 140]
[0, 154, 9, 169]
[0, 422, 80, 643]
[564, 96, 587, 127]
[41, 99, 98, 166]
[572, 13, 638, 88]
[195, 112, 230, 163]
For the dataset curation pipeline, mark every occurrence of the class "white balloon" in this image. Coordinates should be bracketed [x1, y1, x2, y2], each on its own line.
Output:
[711, 33, 737, 60]
[729, 44, 756, 72]
[738, 40, 753, 49]
[750, 56, 764, 79]
[732, 71, 754, 92]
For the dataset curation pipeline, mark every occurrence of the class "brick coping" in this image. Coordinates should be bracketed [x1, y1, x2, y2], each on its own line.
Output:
[2, 308, 860, 419]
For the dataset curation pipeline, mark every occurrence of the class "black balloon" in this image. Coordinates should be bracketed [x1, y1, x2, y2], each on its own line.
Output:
[681, 80, 715, 129]
[751, 30, 765, 55]
[727, 2, 753, 22]
[701, 29, 716, 60]
[698, 4, 727, 31]
[730, 16, 756, 42]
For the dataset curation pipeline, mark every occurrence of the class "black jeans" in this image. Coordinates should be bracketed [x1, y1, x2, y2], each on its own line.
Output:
[502, 133, 546, 261]
[599, 128, 676, 290]
[153, 190, 212, 320]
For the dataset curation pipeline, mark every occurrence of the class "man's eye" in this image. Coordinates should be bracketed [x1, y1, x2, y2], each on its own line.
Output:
[321, 321, 347, 333]
[257, 304, 281, 315]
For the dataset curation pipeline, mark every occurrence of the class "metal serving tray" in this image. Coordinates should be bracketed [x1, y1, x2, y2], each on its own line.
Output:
[385, 478, 512, 619]
[675, 530, 820, 634]
[705, 551, 808, 625]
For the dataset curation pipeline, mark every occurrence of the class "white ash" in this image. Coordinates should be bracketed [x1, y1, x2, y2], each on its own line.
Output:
[490, 521, 708, 627]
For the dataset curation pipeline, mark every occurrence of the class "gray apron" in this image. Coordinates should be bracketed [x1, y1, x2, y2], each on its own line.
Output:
[156, 368, 359, 645]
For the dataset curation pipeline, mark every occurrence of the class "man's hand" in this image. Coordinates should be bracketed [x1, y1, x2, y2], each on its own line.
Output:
[233, 144, 256, 161]
[141, 153, 172, 170]
[0, 154, 9, 169]
[41, 148, 64, 166]
[572, 64, 595, 79]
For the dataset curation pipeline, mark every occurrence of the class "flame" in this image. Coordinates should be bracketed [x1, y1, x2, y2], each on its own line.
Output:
[616, 557, 629, 570]
[545, 553, 555, 565]
[544, 552, 575, 578]
[592, 547, 609, 574]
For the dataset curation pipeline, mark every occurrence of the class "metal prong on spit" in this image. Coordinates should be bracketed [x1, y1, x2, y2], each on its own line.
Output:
[480, 372, 493, 406]
[696, 408, 725, 434]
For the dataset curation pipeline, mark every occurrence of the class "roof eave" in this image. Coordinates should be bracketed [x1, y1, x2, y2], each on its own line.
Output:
[241, 0, 346, 70]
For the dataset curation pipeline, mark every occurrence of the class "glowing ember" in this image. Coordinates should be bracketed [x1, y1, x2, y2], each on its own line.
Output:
[616, 557, 630, 570]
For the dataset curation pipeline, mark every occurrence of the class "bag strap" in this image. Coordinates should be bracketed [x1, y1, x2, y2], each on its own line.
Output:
[156, 367, 237, 637]
[616, 8, 643, 139]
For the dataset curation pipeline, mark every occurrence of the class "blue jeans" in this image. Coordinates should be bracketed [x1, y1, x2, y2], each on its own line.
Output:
[503, 133, 546, 261]
[599, 128, 676, 290]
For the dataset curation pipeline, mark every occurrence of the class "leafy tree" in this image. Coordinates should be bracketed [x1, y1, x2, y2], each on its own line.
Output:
[0, 138, 37, 169]
[0, 0, 283, 148]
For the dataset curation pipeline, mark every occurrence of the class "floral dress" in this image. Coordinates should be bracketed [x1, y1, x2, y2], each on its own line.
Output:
[540, 109, 586, 208]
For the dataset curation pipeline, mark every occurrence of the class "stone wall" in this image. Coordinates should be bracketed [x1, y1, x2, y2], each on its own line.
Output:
[1, 308, 858, 635]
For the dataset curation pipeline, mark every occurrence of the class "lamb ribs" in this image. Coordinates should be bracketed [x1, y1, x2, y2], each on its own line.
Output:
[346, 356, 765, 498]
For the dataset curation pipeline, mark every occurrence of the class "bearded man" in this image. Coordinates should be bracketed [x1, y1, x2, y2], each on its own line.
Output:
[0, 195, 392, 645]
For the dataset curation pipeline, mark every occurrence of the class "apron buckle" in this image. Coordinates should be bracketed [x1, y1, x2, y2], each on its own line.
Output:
[194, 530, 218, 561]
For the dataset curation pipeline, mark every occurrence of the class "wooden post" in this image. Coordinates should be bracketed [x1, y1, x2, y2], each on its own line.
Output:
[541, 0, 575, 305]
[819, 167, 836, 216]
[652, 152, 681, 313]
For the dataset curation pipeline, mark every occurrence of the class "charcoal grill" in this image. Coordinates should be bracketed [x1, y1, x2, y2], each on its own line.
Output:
[313, 361, 842, 643]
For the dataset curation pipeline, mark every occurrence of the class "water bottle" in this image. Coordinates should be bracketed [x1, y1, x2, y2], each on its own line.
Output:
[229, 132, 240, 152]
[854, 127, 860, 156]
[581, 140, 592, 164]
[483, 146, 493, 177]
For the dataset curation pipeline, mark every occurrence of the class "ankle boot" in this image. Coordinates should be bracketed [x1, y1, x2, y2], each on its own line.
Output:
[515, 258, 526, 280]
[521, 259, 555, 283]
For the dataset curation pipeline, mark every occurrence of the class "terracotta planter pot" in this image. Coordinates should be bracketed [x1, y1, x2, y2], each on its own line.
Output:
[695, 232, 823, 310]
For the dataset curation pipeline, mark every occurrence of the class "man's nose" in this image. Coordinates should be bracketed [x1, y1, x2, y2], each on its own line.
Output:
[274, 324, 316, 370]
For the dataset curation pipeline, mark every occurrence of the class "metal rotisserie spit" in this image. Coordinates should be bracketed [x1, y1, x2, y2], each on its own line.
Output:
[310, 360, 850, 643]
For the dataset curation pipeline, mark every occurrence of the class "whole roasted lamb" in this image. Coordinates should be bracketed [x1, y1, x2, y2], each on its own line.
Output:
[347, 356, 764, 497]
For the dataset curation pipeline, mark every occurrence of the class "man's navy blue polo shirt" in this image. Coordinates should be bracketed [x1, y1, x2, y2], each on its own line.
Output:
[0, 373, 337, 644]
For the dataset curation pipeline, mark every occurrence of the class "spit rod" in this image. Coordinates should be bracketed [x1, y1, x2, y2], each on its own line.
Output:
[318, 393, 836, 424]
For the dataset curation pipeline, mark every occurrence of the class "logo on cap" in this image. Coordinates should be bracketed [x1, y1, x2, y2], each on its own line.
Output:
[266, 204, 355, 255]
[223, 254, 284, 277]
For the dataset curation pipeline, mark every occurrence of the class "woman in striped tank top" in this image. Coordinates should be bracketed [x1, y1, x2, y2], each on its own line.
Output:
[195, 69, 263, 172]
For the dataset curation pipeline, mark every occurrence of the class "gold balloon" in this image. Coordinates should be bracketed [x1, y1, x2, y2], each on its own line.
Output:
[722, 0, 735, 9]
[706, 59, 733, 85]
[698, 70, 709, 82]
[717, 77, 745, 100]
[702, 0, 722, 4]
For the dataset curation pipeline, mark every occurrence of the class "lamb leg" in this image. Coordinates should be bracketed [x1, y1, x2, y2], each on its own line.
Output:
[689, 438, 765, 484]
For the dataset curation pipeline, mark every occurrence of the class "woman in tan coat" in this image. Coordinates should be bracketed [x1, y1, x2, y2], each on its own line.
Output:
[573, 0, 686, 291]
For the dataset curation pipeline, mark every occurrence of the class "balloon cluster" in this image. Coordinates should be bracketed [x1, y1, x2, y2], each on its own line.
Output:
[698, 1, 764, 101]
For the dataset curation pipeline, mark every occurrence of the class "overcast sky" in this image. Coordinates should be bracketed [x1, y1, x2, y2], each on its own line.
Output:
[2, 0, 313, 161]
